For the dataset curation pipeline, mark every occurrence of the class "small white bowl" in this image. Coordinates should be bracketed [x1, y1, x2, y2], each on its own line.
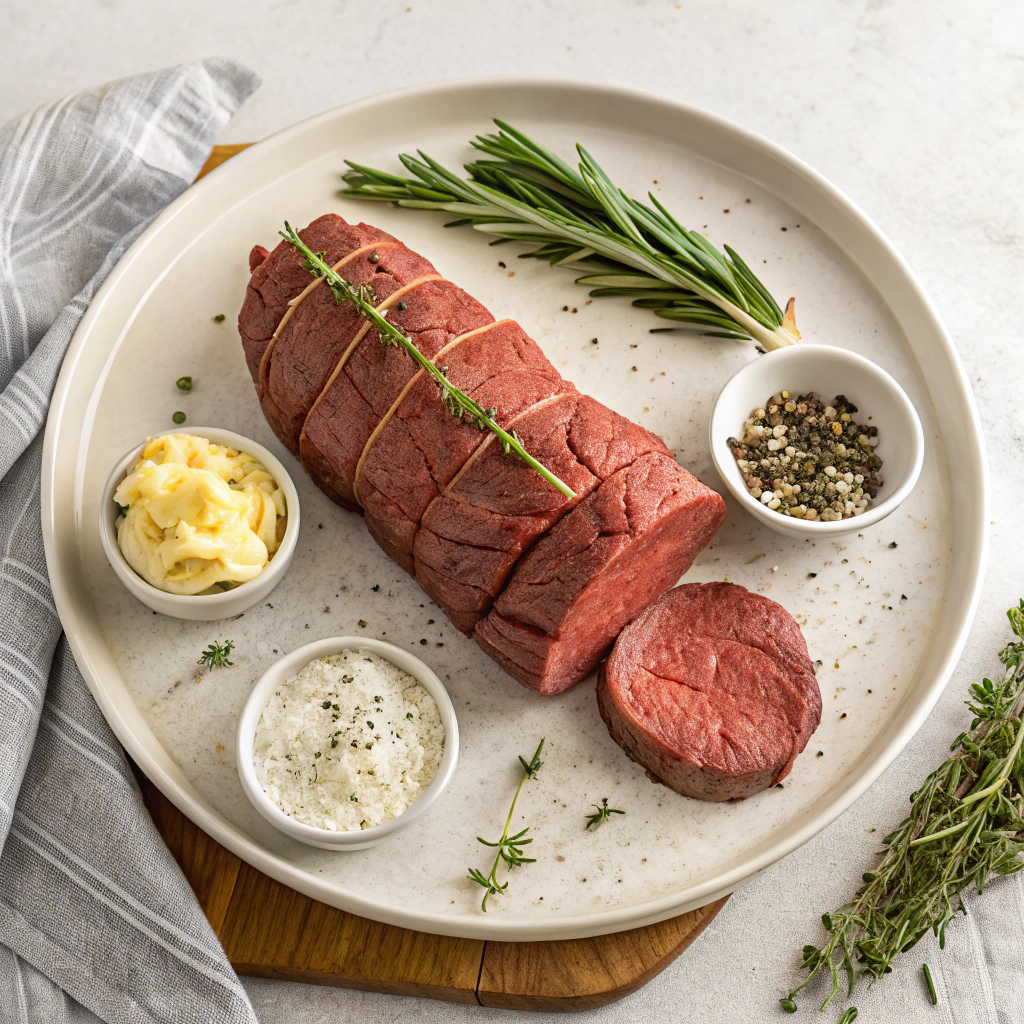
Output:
[236, 637, 459, 851]
[710, 345, 924, 539]
[99, 427, 300, 620]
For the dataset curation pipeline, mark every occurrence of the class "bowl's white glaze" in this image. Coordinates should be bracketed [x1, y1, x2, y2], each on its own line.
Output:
[710, 345, 924, 539]
[236, 637, 459, 851]
[99, 427, 301, 620]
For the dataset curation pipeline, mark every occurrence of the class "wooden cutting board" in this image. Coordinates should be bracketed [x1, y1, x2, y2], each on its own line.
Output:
[137, 145, 728, 1011]
[141, 778, 726, 1010]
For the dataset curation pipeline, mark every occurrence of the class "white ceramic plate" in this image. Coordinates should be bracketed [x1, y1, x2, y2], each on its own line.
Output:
[42, 79, 986, 942]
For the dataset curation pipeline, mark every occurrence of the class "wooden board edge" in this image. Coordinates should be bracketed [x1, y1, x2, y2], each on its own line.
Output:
[231, 964, 482, 1005]
[197, 143, 253, 180]
[137, 773, 242, 934]
[477, 897, 729, 1012]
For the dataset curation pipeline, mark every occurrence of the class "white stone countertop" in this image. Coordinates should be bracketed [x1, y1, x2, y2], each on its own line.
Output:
[3, 1, 1023, 1020]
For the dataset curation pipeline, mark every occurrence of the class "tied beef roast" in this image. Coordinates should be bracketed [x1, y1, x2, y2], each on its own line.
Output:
[597, 582, 821, 801]
[240, 214, 726, 694]
[415, 393, 671, 635]
[355, 319, 573, 573]
[301, 282, 493, 511]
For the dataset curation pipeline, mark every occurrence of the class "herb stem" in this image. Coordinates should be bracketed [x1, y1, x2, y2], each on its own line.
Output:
[958, 701, 1024, 806]
[468, 737, 545, 911]
[280, 224, 575, 500]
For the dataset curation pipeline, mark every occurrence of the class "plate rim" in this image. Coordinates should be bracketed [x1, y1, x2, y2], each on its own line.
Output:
[41, 75, 989, 941]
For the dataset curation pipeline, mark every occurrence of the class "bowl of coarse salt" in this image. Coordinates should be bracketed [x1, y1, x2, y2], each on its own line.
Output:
[237, 637, 459, 851]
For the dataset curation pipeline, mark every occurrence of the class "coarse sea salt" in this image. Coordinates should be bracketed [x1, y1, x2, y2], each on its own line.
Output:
[253, 650, 444, 831]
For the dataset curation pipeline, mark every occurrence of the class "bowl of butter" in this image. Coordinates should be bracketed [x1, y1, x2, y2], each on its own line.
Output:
[99, 428, 300, 620]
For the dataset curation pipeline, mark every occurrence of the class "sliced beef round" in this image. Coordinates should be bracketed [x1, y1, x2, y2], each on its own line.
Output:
[475, 453, 726, 695]
[260, 241, 440, 454]
[596, 582, 821, 802]
[414, 393, 671, 634]
[355, 320, 572, 572]
[237, 214, 387, 386]
[300, 281, 494, 511]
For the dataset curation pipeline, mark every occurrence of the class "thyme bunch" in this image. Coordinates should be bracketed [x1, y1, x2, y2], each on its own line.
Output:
[783, 601, 1024, 1014]
[340, 120, 799, 349]
[468, 738, 544, 911]
[280, 225, 575, 499]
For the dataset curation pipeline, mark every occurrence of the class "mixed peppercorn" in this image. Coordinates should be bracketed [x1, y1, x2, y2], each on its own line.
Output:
[727, 391, 883, 521]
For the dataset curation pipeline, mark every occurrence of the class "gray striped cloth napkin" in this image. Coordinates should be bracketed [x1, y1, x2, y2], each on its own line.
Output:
[0, 59, 261, 1024]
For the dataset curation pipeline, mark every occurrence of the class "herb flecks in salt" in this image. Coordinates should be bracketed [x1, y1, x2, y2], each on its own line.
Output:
[727, 391, 882, 522]
[253, 650, 443, 831]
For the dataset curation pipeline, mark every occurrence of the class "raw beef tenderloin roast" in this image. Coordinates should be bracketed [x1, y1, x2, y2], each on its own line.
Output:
[239, 214, 726, 694]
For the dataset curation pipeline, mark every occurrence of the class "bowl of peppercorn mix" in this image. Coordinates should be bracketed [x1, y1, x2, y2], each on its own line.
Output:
[710, 344, 924, 539]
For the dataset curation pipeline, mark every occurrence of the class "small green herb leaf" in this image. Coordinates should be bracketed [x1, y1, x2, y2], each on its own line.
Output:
[584, 798, 625, 831]
[213, 313, 226, 322]
[175, 376, 193, 391]
[198, 640, 234, 669]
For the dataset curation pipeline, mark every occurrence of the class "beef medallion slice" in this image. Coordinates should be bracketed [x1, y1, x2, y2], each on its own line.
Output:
[596, 582, 821, 802]
[300, 280, 494, 510]
[237, 214, 387, 386]
[415, 393, 671, 634]
[356, 320, 572, 572]
[475, 453, 726, 694]
[260, 241, 440, 453]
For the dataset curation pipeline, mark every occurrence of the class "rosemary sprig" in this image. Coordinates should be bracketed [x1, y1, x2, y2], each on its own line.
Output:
[783, 601, 1024, 1015]
[584, 798, 625, 830]
[198, 640, 234, 669]
[279, 224, 575, 499]
[468, 738, 544, 911]
[340, 120, 799, 350]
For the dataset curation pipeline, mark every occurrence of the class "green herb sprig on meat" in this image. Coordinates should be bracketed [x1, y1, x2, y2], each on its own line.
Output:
[280, 225, 575, 499]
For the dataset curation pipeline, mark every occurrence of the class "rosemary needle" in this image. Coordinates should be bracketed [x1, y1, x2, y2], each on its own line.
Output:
[468, 738, 544, 911]
[340, 120, 799, 350]
[782, 600, 1024, 1014]
[923, 963, 937, 1006]
[280, 225, 575, 500]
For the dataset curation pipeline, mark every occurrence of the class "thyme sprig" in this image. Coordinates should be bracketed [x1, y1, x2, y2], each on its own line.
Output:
[783, 601, 1024, 1015]
[280, 224, 575, 499]
[198, 640, 234, 669]
[340, 120, 799, 349]
[584, 798, 625, 830]
[468, 738, 544, 911]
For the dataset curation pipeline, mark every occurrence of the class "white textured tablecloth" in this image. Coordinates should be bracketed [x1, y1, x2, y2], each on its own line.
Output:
[2, 1, 1023, 1021]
